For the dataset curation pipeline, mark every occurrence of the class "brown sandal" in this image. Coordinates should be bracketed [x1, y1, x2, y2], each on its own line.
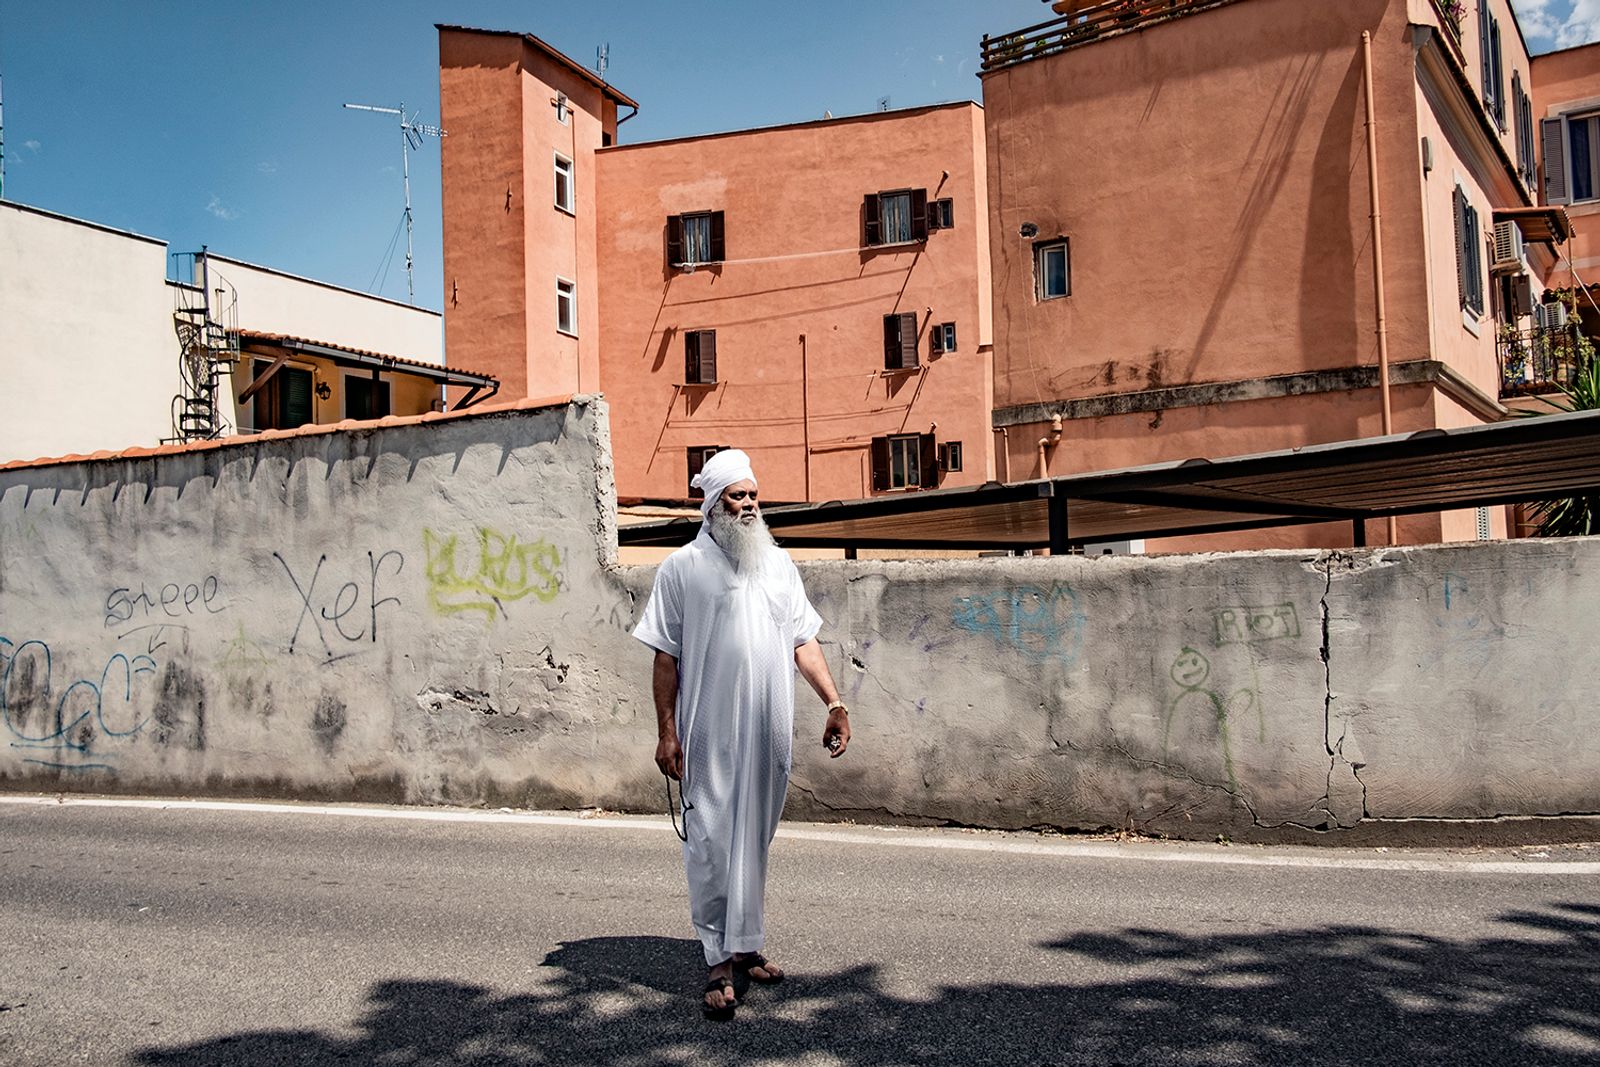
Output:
[702, 976, 737, 1021]
[733, 953, 784, 984]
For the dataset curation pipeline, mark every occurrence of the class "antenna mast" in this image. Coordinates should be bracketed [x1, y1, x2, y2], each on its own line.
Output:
[343, 101, 446, 304]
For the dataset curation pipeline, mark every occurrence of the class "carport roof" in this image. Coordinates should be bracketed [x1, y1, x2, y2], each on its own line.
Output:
[616, 410, 1600, 550]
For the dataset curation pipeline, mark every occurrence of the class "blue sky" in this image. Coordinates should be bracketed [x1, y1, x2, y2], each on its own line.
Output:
[0, 1, 1593, 313]
[0, 0, 1043, 311]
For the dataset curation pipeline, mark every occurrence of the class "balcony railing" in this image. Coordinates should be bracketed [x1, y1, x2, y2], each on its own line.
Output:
[1498, 323, 1590, 398]
[980, 0, 1247, 72]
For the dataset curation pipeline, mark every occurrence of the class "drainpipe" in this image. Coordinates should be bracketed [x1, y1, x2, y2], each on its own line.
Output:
[800, 333, 812, 500]
[1361, 30, 1398, 546]
[1037, 413, 1062, 478]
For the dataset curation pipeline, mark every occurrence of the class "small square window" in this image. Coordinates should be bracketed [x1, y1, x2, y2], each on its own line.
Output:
[685, 330, 717, 384]
[889, 434, 921, 489]
[931, 322, 957, 354]
[687, 445, 725, 498]
[938, 441, 963, 473]
[556, 277, 577, 336]
[1034, 240, 1070, 300]
[554, 154, 574, 213]
[929, 198, 954, 230]
[345, 375, 391, 421]
[682, 214, 712, 263]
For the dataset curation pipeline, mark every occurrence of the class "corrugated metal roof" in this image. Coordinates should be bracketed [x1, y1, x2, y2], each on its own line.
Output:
[618, 410, 1600, 549]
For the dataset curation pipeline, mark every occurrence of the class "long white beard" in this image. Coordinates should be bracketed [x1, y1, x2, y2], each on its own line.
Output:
[708, 506, 775, 575]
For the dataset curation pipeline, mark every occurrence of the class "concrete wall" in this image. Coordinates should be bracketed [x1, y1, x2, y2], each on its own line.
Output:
[0, 203, 177, 463]
[1, 399, 1595, 840]
[205, 256, 444, 365]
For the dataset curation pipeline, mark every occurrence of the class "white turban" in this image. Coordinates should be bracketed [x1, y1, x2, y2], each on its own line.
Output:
[692, 448, 757, 521]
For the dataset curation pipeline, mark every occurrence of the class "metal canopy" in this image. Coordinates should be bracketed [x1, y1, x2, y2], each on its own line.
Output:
[616, 410, 1600, 550]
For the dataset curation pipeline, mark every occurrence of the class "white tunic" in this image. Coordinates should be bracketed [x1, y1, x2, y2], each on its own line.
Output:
[633, 528, 823, 965]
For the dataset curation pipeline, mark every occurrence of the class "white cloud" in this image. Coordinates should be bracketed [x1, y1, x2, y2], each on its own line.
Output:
[1556, 0, 1600, 46]
[256, 160, 277, 174]
[23, 139, 40, 152]
[206, 194, 239, 221]
[1513, 0, 1600, 49]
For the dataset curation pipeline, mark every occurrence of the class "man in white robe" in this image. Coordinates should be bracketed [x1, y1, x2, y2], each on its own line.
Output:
[632, 449, 850, 1019]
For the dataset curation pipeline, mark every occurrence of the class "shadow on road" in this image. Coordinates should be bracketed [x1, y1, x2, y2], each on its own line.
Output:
[133, 901, 1600, 1065]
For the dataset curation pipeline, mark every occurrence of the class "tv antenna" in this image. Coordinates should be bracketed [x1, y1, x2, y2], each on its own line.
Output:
[343, 101, 446, 304]
[596, 43, 609, 79]
[877, 95, 891, 112]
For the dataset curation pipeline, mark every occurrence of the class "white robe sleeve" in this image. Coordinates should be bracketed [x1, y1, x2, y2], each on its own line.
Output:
[632, 557, 685, 658]
[788, 562, 823, 647]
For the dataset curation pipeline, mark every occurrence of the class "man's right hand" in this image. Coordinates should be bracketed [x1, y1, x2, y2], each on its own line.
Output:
[655, 734, 684, 780]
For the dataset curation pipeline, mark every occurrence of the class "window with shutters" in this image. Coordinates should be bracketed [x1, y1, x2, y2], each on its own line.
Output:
[253, 361, 315, 431]
[930, 322, 957, 354]
[684, 330, 718, 385]
[1034, 240, 1070, 300]
[1568, 113, 1600, 203]
[938, 441, 963, 473]
[1479, 4, 1505, 129]
[1453, 187, 1485, 318]
[862, 189, 929, 246]
[928, 198, 954, 230]
[883, 312, 920, 370]
[667, 211, 725, 268]
[686, 445, 726, 498]
[556, 277, 577, 336]
[1510, 74, 1536, 192]
[870, 433, 938, 491]
[554, 153, 575, 214]
[344, 375, 391, 421]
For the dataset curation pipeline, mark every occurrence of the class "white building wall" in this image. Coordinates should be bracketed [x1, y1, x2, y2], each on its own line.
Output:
[0, 204, 178, 463]
[205, 256, 443, 364]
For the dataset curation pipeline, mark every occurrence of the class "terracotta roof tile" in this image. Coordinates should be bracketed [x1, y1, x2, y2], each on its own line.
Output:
[0, 394, 588, 475]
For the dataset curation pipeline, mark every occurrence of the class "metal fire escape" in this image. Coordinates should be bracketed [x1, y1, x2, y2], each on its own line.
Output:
[169, 249, 240, 443]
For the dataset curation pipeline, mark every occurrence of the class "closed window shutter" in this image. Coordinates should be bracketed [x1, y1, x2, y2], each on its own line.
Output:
[283, 368, 313, 428]
[899, 312, 919, 368]
[688, 448, 706, 497]
[709, 211, 726, 262]
[685, 331, 701, 383]
[918, 433, 938, 489]
[1466, 207, 1484, 314]
[870, 436, 891, 492]
[910, 188, 929, 242]
[667, 214, 683, 267]
[1513, 74, 1526, 174]
[1543, 118, 1569, 204]
[1479, 0, 1492, 106]
[863, 193, 881, 246]
[1453, 187, 1468, 310]
[700, 331, 717, 382]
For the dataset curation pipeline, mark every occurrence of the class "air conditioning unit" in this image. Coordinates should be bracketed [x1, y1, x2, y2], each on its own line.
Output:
[1491, 220, 1525, 274]
[1535, 300, 1569, 331]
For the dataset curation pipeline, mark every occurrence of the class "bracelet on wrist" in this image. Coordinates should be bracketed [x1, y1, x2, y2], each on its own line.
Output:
[826, 700, 848, 714]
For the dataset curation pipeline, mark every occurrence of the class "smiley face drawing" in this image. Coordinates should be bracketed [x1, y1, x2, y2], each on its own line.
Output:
[1163, 646, 1252, 792]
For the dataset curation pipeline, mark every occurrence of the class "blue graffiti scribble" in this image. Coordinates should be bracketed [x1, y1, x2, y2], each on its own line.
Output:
[1, 636, 157, 771]
[951, 584, 1086, 667]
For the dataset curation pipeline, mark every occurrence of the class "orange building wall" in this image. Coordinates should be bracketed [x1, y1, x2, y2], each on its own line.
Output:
[595, 103, 994, 504]
[439, 28, 620, 400]
[981, 0, 1529, 548]
[439, 31, 529, 396]
[1533, 41, 1600, 286]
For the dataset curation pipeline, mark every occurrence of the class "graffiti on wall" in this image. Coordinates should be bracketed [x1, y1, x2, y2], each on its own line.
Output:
[422, 527, 562, 625]
[1212, 603, 1300, 646]
[104, 576, 225, 629]
[951, 584, 1085, 667]
[273, 550, 404, 662]
[1, 636, 158, 771]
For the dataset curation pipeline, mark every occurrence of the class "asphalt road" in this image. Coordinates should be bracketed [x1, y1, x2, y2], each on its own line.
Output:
[0, 796, 1597, 1066]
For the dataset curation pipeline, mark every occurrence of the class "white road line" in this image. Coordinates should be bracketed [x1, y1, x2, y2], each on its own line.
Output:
[2, 793, 1596, 874]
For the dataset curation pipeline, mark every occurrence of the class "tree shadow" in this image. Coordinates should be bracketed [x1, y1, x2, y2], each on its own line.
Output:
[134, 903, 1600, 1065]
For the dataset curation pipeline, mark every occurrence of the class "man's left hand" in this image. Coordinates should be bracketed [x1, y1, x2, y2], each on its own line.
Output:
[822, 707, 850, 758]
